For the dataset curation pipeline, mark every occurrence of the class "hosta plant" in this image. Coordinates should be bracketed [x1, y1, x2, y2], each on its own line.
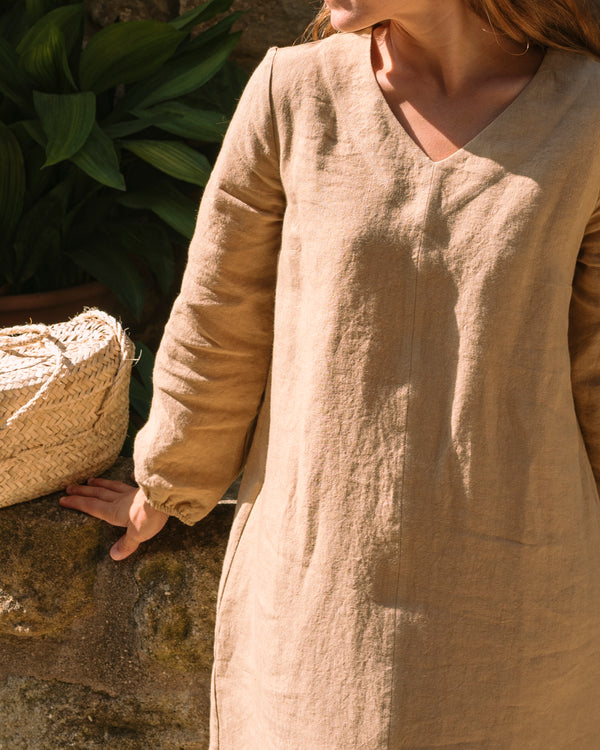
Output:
[0, 0, 246, 319]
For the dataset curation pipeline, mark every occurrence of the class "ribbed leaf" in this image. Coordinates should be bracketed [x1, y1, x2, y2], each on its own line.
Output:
[134, 341, 154, 392]
[8, 131, 58, 205]
[129, 341, 154, 421]
[117, 179, 198, 239]
[0, 3, 29, 47]
[70, 240, 146, 319]
[131, 101, 227, 141]
[63, 186, 112, 247]
[18, 22, 76, 91]
[134, 224, 174, 294]
[26, 0, 46, 25]
[12, 181, 69, 283]
[19, 119, 46, 146]
[169, 0, 233, 31]
[7, 124, 46, 201]
[172, 11, 243, 56]
[0, 39, 32, 111]
[102, 117, 154, 139]
[17, 4, 84, 58]
[79, 20, 185, 94]
[116, 33, 241, 113]
[0, 122, 26, 241]
[26, 0, 75, 25]
[105, 221, 174, 294]
[131, 340, 154, 413]
[33, 91, 96, 166]
[104, 102, 227, 141]
[120, 139, 211, 186]
[130, 377, 151, 421]
[70, 123, 125, 190]
[188, 59, 247, 117]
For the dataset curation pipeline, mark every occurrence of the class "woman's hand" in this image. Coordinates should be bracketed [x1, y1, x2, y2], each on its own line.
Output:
[59, 478, 169, 561]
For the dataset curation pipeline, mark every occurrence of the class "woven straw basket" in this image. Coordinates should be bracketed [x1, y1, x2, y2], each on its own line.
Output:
[0, 310, 135, 507]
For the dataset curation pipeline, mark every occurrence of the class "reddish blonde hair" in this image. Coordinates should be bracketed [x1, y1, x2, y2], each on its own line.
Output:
[302, 0, 600, 58]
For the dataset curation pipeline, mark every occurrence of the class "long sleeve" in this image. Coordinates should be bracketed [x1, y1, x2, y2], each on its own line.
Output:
[133, 48, 285, 524]
[569, 196, 600, 485]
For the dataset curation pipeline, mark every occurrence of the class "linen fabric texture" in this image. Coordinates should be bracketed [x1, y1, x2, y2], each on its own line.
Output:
[134, 28, 600, 750]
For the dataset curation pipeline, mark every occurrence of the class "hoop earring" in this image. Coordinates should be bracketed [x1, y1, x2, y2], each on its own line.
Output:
[481, 7, 531, 56]
[509, 39, 531, 56]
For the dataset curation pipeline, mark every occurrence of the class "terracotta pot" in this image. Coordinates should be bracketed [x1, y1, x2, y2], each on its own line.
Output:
[0, 281, 118, 328]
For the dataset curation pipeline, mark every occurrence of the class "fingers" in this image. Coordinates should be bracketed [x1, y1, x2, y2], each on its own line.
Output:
[63, 477, 137, 501]
[88, 477, 139, 493]
[59, 478, 138, 526]
[109, 496, 170, 561]
[60, 481, 169, 561]
[110, 532, 141, 561]
[58, 494, 128, 526]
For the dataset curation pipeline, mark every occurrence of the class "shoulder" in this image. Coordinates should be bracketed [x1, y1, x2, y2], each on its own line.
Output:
[532, 47, 600, 177]
[550, 50, 600, 194]
[264, 31, 369, 102]
[270, 30, 364, 71]
[224, 31, 368, 156]
[547, 48, 600, 117]
[253, 30, 371, 133]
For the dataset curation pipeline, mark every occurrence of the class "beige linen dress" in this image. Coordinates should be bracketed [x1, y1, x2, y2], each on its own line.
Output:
[134, 28, 600, 750]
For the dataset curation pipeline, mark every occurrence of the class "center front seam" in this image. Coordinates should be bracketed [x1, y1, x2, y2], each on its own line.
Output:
[386, 164, 438, 750]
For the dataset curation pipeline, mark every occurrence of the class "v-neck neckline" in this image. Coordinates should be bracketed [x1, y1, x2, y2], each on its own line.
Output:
[357, 27, 557, 168]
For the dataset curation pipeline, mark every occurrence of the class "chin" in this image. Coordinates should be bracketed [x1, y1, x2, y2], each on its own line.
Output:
[329, 10, 372, 33]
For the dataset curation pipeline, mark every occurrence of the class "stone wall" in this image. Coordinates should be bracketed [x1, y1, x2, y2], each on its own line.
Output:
[86, 0, 317, 70]
[0, 459, 236, 749]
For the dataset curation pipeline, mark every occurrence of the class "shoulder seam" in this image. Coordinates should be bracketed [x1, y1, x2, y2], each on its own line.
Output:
[266, 47, 281, 169]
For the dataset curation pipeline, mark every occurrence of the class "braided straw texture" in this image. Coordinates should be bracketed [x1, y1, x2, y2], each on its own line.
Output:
[0, 310, 135, 507]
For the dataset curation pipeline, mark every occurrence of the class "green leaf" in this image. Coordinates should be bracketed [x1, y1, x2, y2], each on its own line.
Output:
[129, 376, 151, 421]
[0, 39, 32, 111]
[172, 11, 243, 56]
[19, 118, 46, 146]
[26, 0, 75, 25]
[22, 140, 56, 201]
[79, 20, 185, 94]
[120, 139, 211, 186]
[169, 0, 233, 31]
[18, 22, 77, 91]
[0, 122, 26, 242]
[63, 184, 111, 246]
[33, 90, 96, 166]
[26, 0, 46, 24]
[17, 4, 84, 58]
[70, 122, 125, 190]
[102, 116, 155, 139]
[0, 3, 29, 47]
[129, 340, 154, 420]
[136, 225, 175, 295]
[117, 179, 198, 239]
[133, 341, 154, 393]
[131, 101, 227, 141]
[104, 102, 228, 141]
[70, 240, 146, 319]
[12, 180, 69, 283]
[188, 58, 247, 116]
[115, 32, 241, 113]
[106, 221, 174, 294]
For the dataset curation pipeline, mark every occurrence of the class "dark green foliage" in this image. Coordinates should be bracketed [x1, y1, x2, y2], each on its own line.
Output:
[0, 0, 247, 318]
[122, 341, 155, 456]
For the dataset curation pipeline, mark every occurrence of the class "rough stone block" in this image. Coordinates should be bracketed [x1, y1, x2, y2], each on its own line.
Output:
[0, 458, 235, 749]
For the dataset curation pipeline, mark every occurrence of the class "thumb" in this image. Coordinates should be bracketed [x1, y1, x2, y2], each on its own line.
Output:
[110, 531, 140, 561]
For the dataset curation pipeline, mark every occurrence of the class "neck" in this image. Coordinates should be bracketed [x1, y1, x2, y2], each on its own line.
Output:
[381, 1, 537, 95]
